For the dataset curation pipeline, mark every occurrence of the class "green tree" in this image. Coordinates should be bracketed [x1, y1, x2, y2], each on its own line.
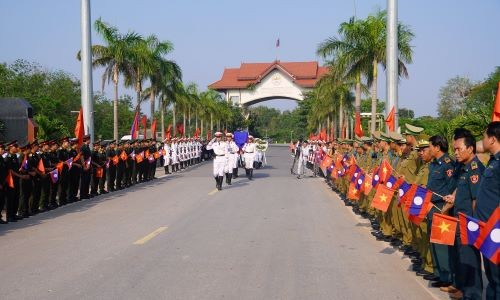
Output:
[80, 18, 141, 141]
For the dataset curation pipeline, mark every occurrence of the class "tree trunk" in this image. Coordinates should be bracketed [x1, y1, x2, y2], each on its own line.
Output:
[160, 96, 165, 141]
[201, 118, 204, 138]
[150, 89, 155, 119]
[172, 103, 176, 137]
[113, 67, 119, 141]
[210, 113, 213, 134]
[370, 59, 378, 134]
[339, 97, 344, 139]
[183, 110, 186, 137]
[355, 73, 362, 136]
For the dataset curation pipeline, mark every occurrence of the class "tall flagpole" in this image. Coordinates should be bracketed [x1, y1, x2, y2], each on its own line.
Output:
[386, 0, 398, 132]
[81, 0, 94, 143]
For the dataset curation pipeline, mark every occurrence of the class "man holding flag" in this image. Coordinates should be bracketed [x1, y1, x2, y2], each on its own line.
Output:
[426, 135, 457, 288]
[440, 128, 484, 299]
[474, 121, 500, 299]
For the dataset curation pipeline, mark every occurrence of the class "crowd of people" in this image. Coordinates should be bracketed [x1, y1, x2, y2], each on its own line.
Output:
[0, 135, 208, 224]
[290, 121, 499, 300]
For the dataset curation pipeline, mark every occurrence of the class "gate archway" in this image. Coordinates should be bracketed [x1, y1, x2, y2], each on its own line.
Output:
[209, 60, 328, 108]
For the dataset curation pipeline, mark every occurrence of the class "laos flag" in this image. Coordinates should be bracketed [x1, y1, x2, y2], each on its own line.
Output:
[355, 172, 365, 191]
[397, 181, 412, 206]
[477, 208, 500, 264]
[458, 213, 484, 247]
[50, 169, 59, 184]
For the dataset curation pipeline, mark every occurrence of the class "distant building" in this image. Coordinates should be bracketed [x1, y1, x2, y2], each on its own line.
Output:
[0, 98, 38, 144]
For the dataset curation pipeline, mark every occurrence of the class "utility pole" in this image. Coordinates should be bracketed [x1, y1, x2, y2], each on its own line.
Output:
[386, 0, 398, 132]
[81, 0, 94, 143]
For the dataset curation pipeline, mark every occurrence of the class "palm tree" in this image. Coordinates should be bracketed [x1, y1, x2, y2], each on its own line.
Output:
[78, 18, 141, 140]
[317, 11, 414, 133]
[130, 35, 179, 117]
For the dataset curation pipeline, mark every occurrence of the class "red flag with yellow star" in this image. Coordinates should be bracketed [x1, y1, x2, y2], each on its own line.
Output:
[370, 183, 394, 212]
[347, 182, 360, 200]
[363, 174, 373, 195]
[430, 213, 458, 245]
[377, 159, 393, 184]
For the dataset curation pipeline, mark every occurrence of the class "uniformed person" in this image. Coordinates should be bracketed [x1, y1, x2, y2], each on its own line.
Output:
[243, 136, 257, 180]
[106, 140, 117, 192]
[90, 140, 102, 196]
[29, 140, 42, 214]
[68, 139, 82, 202]
[206, 132, 227, 190]
[474, 121, 500, 300]
[412, 134, 437, 282]
[4, 141, 24, 222]
[426, 135, 456, 288]
[79, 135, 92, 199]
[57, 137, 71, 205]
[0, 142, 7, 223]
[48, 140, 60, 210]
[224, 133, 239, 185]
[38, 141, 52, 212]
[18, 142, 34, 218]
[440, 128, 484, 299]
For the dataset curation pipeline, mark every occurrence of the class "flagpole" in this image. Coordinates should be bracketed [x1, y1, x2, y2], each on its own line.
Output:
[386, 0, 398, 132]
[81, 0, 94, 144]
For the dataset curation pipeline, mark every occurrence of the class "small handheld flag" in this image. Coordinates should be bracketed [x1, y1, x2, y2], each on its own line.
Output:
[430, 213, 458, 245]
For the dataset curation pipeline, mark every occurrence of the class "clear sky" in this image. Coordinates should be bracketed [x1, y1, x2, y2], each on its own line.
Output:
[2, 0, 499, 117]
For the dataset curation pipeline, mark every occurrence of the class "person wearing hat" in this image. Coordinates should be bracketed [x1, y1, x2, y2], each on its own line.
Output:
[79, 134, 92, 199]
[242, 135, 257, 180]
[206, 132, 228, 190]
[224, 132, 239, 185]
[0, 142, 7, 223]
[409, 134, 439, 282]
[46, 140, 59, 210]
[162, 139, 172, 175]
[4, 141, 26, 222]
[106, 140, 117, 192]
[17, 142, 35, 218]
[38, 141, 52, 212]
[29, 140, 44, 214]
[67, 139, 82, 202]
[56, 137, 71, 205]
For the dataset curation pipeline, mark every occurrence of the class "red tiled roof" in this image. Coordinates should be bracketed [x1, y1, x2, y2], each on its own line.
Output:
[209, 61, 329, 90]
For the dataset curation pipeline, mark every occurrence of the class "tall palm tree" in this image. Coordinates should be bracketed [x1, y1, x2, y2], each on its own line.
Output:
[79, 18, 141, 141]
[317, 11, 414, 133]
[130, 35, 179, 117]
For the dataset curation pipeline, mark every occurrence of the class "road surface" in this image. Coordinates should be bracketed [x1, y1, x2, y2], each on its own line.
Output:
[0, 146, 446, 300]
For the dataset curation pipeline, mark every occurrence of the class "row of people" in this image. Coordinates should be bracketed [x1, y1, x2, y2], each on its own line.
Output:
[295, 121, 499, 300]
[0, 135, 207, 224]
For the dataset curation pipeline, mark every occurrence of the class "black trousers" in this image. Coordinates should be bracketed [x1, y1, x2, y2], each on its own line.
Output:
[6, 179, 20, 219]
[80, 169, 91, 197]
[107, 166, 116, 191]
[68, 166, 81, 201]
[31, 176, 42, 211]
[98, 168, 107, 192]
[58, 167, 69, 204]
[19, 178, 33, 215]
[40, 175, 50, 209]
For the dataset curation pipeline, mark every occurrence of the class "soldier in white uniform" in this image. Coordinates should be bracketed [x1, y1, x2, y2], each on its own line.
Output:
[162, 139, 171, 174]
[171, 138, 179, 172]
[206, 132, 227, 190]
[224, 133, 239, 185]
[242, 135, 256, 180]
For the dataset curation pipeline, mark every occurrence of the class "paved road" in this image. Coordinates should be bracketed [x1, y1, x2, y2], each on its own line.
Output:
[0, 146, 446, 300]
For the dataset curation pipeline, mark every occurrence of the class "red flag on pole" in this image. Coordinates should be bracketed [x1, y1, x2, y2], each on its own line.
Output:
[492, 81, 500, 122]
[430, 213, 458, 246]
[371, 184, 394, 212]
[37, 158, 45, 174]
[385, 106, 395, 131]
[150, 119, 157, 140]
[6, 170, 14, 188]
[130, 111, 139, 139]
[74, 107, 84, 146]
[165, 124, 172, 140]
[141, 116, 147, 139]
[355, 111, 363, 137]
